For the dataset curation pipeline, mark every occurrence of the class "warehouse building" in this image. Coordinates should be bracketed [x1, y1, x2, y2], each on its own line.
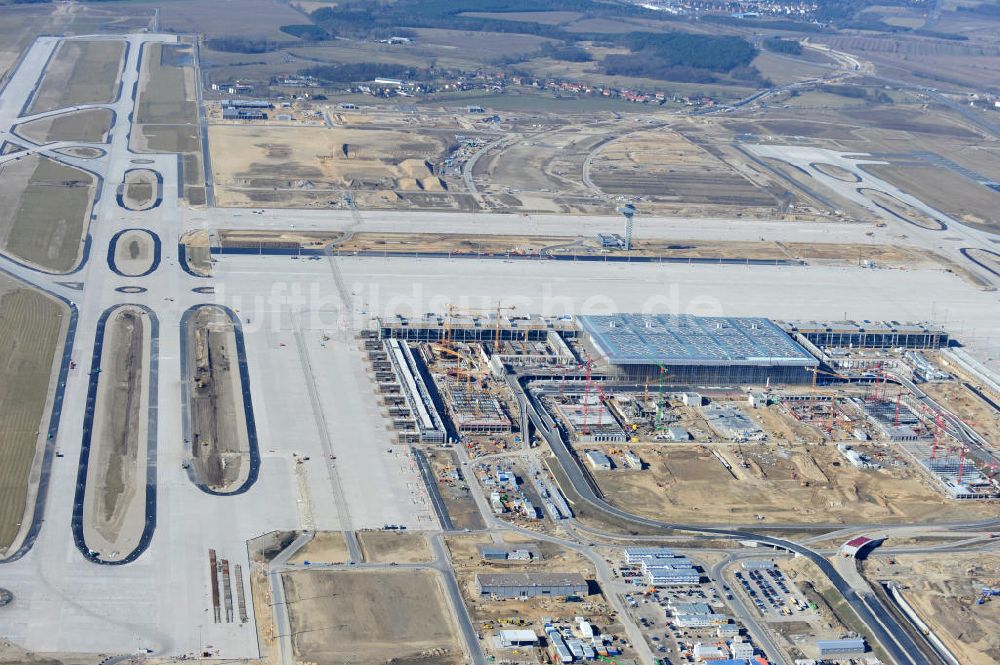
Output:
[476, 572, 588, 599]
[494, 629, 538, 648]
[578, 314, 819, 385]
[816, 638, 866, 656]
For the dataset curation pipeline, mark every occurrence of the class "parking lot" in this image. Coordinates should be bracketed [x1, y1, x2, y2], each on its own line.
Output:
[734, 565, 815, 620]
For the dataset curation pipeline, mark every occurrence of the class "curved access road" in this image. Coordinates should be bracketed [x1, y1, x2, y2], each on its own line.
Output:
[512, 376, 931, 665]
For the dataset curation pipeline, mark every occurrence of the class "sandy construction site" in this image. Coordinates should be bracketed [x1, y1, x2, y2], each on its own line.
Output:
[867, 553, 1000, 665]
[185, 305, 250, 493]
[208, 123, 452, 207]
[282, 568, 464, 665]
[587, 441, 998, 525]
[589, 126, 780, 211]
[82, 305, 152, 561]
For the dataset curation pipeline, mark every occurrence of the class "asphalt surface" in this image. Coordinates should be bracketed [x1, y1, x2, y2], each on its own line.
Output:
[512, 376, 930, 665]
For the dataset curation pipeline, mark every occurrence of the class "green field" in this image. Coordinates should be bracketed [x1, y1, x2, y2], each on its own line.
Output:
[0, 279, 66, 553]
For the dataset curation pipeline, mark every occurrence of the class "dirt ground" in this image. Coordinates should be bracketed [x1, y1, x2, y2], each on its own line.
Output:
[186, 306, 250, 492]
[860, 187, 944, 230]
[83, 306, 150, 559]
[0, 154, 95, 272]
[112, 229, 155, 277]
[426, 448, 486, 530]
[180, 230, 212, 276]
[208, 123, 452, 207]
[122, 169, 158, 211]
[590, 127, 777, 208]
[286, 531, 349, 564]
[866, 553, 1000, 665]
[965, 248, 1000, 277]
[590, 441, 997, 525]
[864, 164, 1000, 234]
[28, 39, 124, 113]
[133, 42, 204, 204]
[282, 569, 464, 665]
[357, 530, 433, 564]
[445, 532, 631, 661]
[446, 532, 600, 625]
[323, 230, 941, 270]
[921, 381, 1000, 447]
[0, 278, 67, 554]
[16, 108, 113, 144]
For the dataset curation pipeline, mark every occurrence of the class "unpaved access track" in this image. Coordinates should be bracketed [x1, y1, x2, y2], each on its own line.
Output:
[185, 305, 250, 492]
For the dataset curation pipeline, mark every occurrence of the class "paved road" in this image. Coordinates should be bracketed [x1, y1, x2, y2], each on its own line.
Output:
[512, 376, 928, 665]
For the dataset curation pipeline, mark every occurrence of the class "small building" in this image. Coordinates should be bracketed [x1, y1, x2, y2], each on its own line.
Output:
[693, 643, 726, 660]
[816, 638, 866, 656]
[682, 392, 703, 407]
[586, 450, 612, 471]
[730, 640, 754, 659]
[675, 613, 730, 628]
[495, 629, 538, 648]
[669, 601, 712, 615]
[748, 392, 769, 408]
[647, 566, 701, 587]
[476, 572, 588, 599]
[717, 624, 740, 638]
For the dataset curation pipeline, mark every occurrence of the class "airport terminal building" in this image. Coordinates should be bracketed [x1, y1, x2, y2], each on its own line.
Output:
[577, 314, 819, 385]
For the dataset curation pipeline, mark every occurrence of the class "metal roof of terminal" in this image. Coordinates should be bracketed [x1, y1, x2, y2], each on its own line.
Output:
[578, 314, 818, 366]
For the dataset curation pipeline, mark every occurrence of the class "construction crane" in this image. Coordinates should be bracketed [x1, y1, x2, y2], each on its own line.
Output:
[444, 301, 517, 350]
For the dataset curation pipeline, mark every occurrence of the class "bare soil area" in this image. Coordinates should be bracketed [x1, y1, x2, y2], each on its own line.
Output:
[866, 553, 1000, 665]
[208, 124, 452, 207]
[121, 169, 158, 211]
[186, 306, 249, 492]
[83, 306, 151, 560]
[133, 42, 204, 204]
[864, 164, 1000, 234]
[357, 530, 432, 564]
[286, 531, 349, 565]
[180, 230, 212, 276]
[0, 153, 95, 272]
[860, 187, 945, 230]
[112, 229, 155, 276]
[592, 442, 997, 525]
[590, 127, 777, 208]
[28, 39, 124, 113]
[920, 381, 1000, 446]
[16, 108, 113, 143]
[0, 278, 67, 553]
[282, 569, 463, 665]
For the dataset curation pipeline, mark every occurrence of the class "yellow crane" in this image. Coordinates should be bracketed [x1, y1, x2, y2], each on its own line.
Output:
[445, 301, 518, 350]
